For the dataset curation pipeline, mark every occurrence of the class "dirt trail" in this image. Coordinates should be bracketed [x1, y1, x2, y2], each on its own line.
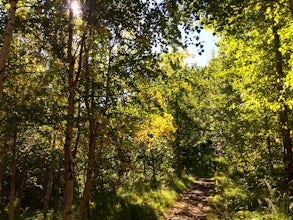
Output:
[163, 177, 215, 220]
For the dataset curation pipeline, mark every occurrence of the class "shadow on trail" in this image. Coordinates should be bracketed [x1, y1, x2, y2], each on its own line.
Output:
[89, 190, 157, 220]
[164, 177, 215, 220]
[88, 177, 214, 220]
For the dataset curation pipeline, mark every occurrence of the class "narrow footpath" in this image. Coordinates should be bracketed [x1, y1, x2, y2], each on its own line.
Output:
[163, 177, 215, 220]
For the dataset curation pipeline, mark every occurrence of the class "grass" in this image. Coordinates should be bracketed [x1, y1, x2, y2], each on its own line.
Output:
[210, 171, 292, 220]
[19, 174, 195, 220]
[116, 174, 195, 219]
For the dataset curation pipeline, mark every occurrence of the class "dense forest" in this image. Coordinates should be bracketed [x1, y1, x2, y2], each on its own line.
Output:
[0, 0, 293, 219]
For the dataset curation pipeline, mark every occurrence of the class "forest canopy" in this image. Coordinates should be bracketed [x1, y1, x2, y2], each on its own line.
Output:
[0, 0, 293, 219]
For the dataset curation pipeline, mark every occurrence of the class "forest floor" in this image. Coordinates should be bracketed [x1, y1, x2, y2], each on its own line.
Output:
[163, 177, 215, 220]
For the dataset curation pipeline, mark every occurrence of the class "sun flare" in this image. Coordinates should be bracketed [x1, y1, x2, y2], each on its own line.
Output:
[70, 1, 81, 15]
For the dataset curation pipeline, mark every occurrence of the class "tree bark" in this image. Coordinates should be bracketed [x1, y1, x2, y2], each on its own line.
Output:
[79, 26, 96, 218]
[0, 0, 17, 98]
[265, 115, 273, 172]
[0, 138, 7, 209]
[63, 1, 75, 219]
[79, 119, 96, 220]
[8, 130, 17, 220]
[272, 26, 293, 195]
[289, 0, 293, 19]
[44, 168, 54, 218]
[150, 149, 157, 188]
[174, 102, 184, 178]
[44, 130, 57, 218]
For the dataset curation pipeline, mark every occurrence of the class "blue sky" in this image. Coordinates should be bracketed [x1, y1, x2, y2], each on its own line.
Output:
[185, 30, 219, 67]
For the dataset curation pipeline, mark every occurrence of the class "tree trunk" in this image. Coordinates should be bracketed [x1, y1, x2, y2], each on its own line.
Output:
[0, 138, 7, 209]
[289, 0, 293, 19]
[143, 147, 146, 178]
[174, 103, 184, 178]
[79, 32, 96, 218]
[174, 135, 183, 178]
[63, 1, 75, 219]
[63, 59, 75, 220]
[44, 130, 57, 217]
[79, 121, 96, 220]
[265, 115, 273, 172]
[279, 108, 293, 193]
[150, 149, 157, 188]
[0, 0, 17, 98]
[8, 130, 17, 220]
[44, 168, 54, 218]
[272, 26, 293, 195]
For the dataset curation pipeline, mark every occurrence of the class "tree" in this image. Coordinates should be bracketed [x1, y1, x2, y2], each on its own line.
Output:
[0, 0, 17, 98]
[191, 0, 293, 196]
[289, 0, 293, 18]
[58, 0, 189, 217]
[62, 1, 84, 218]
[199, 1, 293, 213]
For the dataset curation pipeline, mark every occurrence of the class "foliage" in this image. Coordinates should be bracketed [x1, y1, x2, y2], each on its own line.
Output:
[0, 0, 293, 219]
[212, 171, 292, 219]
[200, 1, 293, 218]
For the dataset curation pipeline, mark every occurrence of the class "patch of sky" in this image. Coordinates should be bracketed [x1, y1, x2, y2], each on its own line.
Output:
[183, 29, 220, 67]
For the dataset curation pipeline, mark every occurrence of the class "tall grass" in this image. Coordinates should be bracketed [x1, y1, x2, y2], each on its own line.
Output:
[76, 174, 196, 220]
[114, 175, 195, 220]
[211, 171, 292, 220]
[16, 174, 195, 220]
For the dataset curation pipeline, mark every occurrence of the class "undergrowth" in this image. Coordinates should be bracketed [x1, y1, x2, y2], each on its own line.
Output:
[15, 175, 195, 220]
[88, 174, 195, 220]
[211, 171, 293, 220]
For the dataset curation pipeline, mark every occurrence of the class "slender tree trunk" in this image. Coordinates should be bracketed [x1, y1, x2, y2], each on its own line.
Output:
[0, 139, 7, 209]
[0, 154, 2, 210]
[8, 130, 17, 220]
[79, 44, 96, 219]
[279, 107, 293, 191]
[63, 58, 75, 220]
[0, 0, 17, 98]
[44, 168, 54, 218]
[73, 99, 82, 159]
[174, 103, 183, 178]
[289, 0, 293, 19]
[150, 149, 157, 188]
[265, 115, 273, 172]
[174, 134, 183, 178]
[143, 147, 146, 178]
[63, 1, 75, 219]
[79, 121, 96, 220]
[273, 26, 293, 195]
[44, 130, 57, 217]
